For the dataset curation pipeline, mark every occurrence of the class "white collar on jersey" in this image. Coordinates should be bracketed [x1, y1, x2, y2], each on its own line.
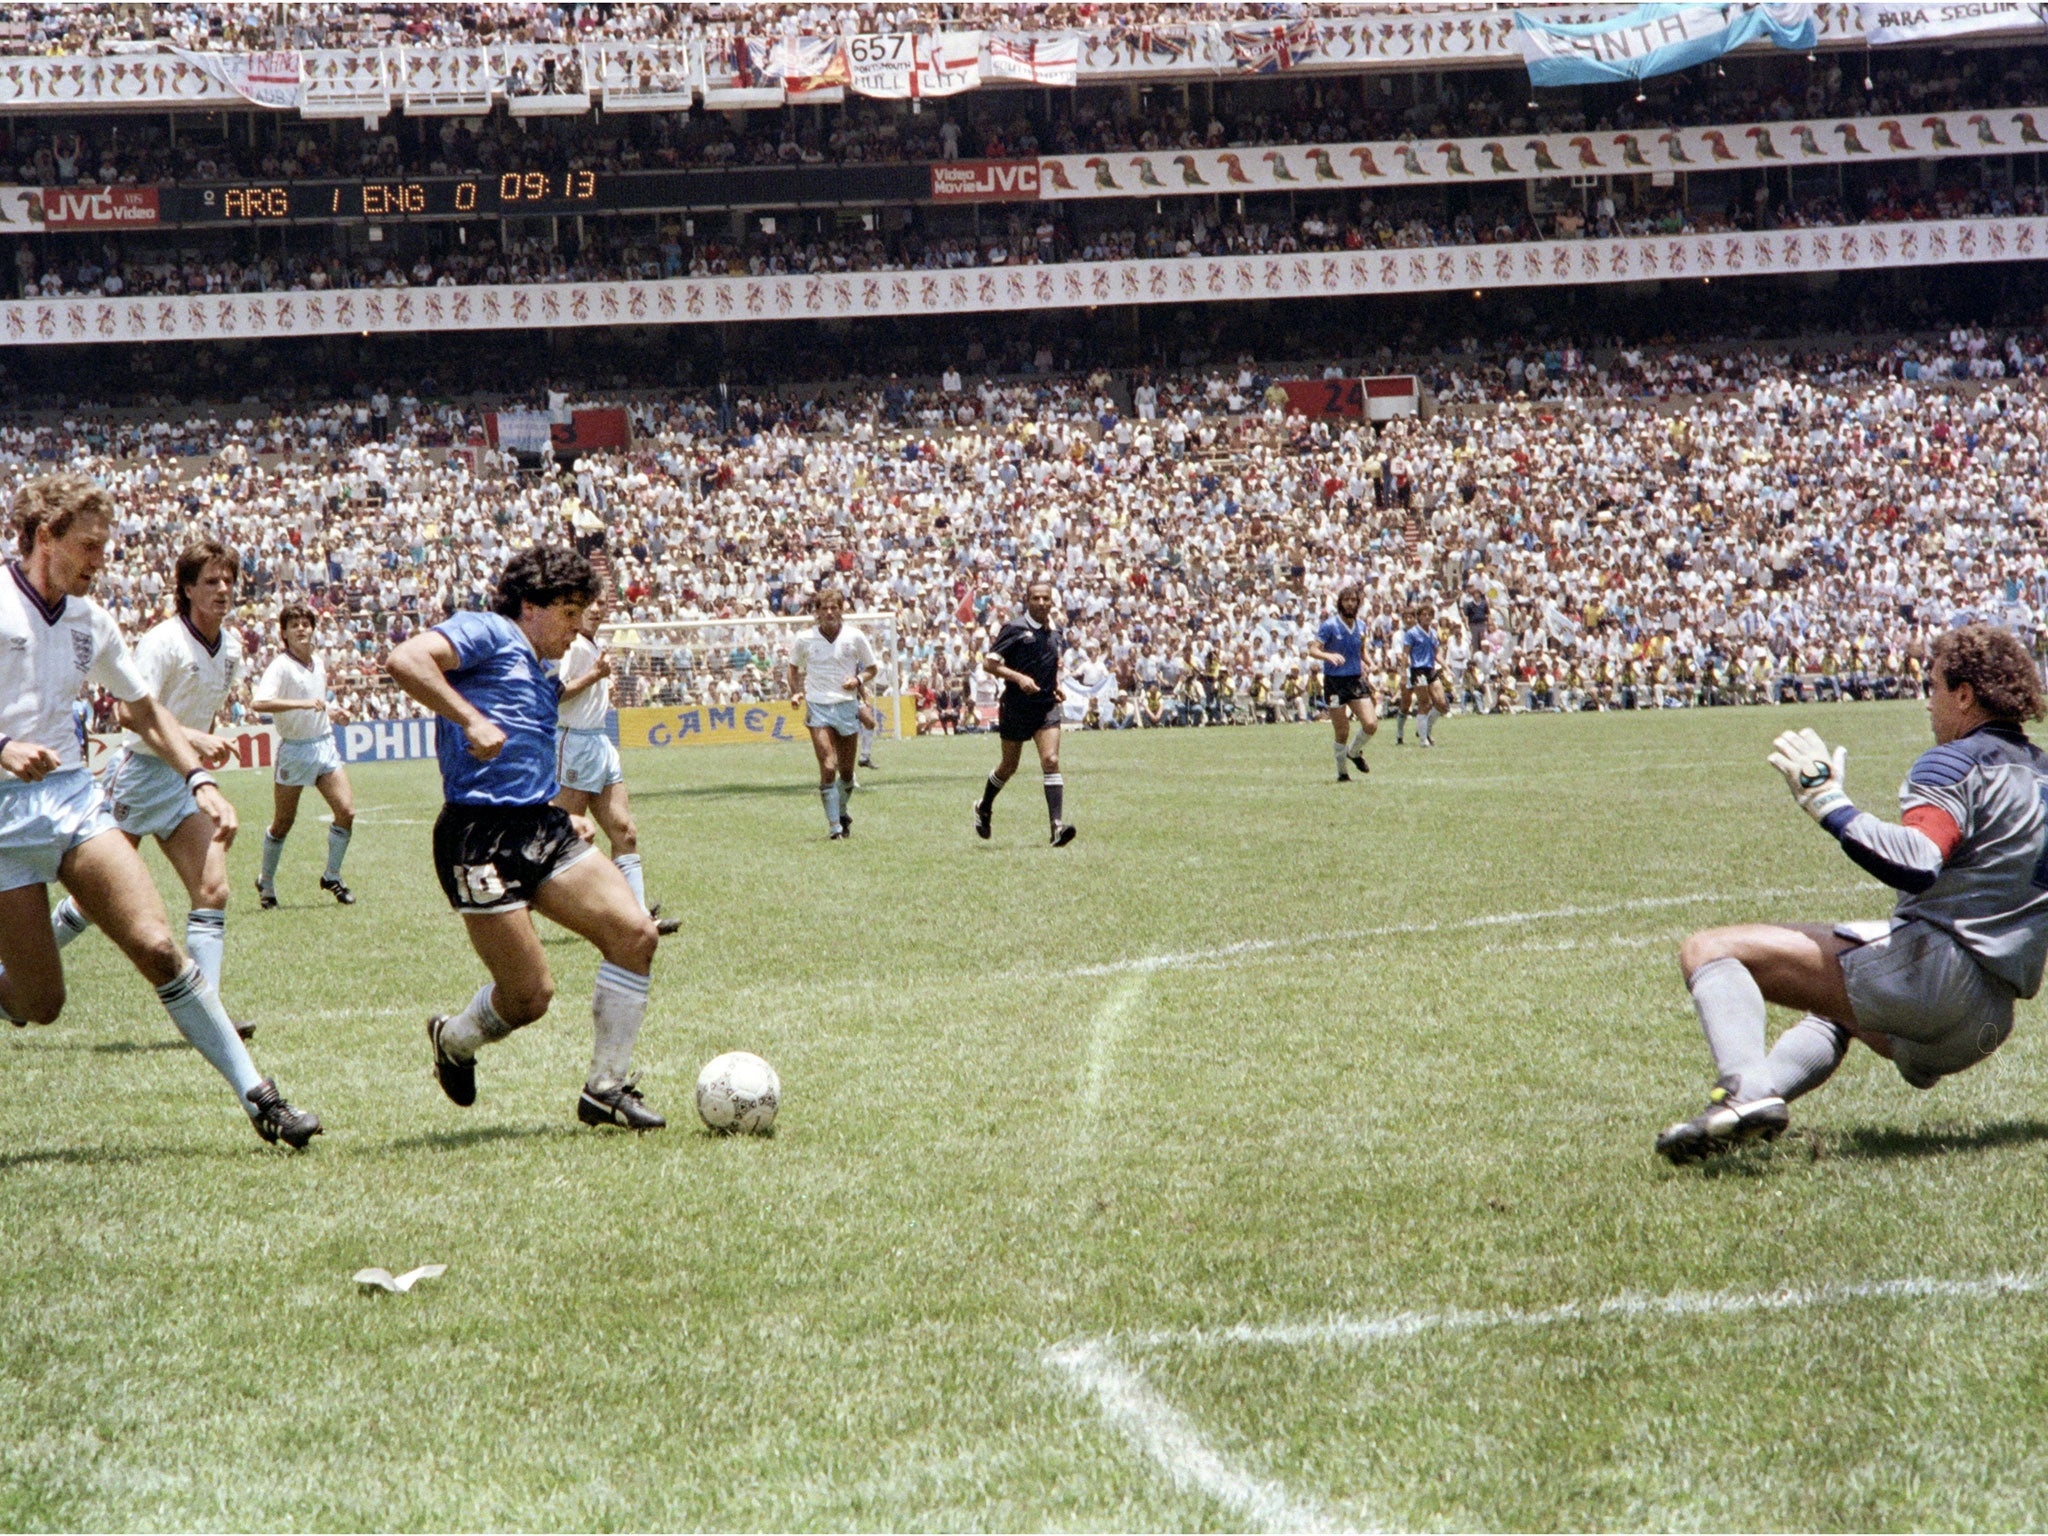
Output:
[7, 561, 65, 625]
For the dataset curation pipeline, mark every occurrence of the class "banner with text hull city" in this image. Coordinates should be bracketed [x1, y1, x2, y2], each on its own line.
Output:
[5, 218, 2043, 347]
[622, 698, 917, 750]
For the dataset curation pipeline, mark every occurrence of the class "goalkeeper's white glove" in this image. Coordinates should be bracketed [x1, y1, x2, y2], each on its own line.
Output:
[1768, 727, 1851, 823]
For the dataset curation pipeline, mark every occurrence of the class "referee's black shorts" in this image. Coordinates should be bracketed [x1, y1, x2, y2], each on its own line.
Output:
[998, 697, 1062, 742]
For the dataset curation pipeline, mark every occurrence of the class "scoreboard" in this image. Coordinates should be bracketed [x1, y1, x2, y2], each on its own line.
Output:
[168, 164, 927, 223]
[184, 170, 602, 221]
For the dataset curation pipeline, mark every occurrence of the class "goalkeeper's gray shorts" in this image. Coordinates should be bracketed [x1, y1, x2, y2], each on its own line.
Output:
[1837, 918, 2016, 1089]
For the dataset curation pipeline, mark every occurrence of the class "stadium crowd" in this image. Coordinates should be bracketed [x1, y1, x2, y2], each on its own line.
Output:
[6, 325, 2045, 733]
[1, 45, 2028, 185]
[0, 2, 1424, 55]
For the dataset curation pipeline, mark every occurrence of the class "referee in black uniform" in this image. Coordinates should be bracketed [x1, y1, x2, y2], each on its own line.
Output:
[973, 577, 1077, 846]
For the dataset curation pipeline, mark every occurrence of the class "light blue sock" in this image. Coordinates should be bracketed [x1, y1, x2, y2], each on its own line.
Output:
[324, 824, 351, 880]
[156, 961, 263, 1108]
[186, 909, 226, 995]
[613, 853, 647, 910]
[51, 895, 91, 949]
[259, 831, 285, 890]
[819, 781, 840, 832]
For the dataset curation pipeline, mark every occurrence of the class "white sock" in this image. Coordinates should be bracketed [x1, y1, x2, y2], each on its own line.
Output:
[614, 852, 647, 911]
[1332, 737, 1349, 770]
[156, 961, 263, 1108]
[589, 960, 650, 1088]
[51, 895, 91, 949]
[438, 983, 513, 1061]
[186, 908, 226, 995]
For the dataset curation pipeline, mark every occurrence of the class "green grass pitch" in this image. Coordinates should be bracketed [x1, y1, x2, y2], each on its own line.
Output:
[6, 702, 2048, 1531]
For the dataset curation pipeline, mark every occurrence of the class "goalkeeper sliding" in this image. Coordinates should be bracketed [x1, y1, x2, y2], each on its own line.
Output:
[1658, 624, 2048, 1164]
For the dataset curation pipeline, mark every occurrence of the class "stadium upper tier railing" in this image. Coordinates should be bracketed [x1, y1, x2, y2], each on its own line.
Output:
[4, 214, 2040, 347]
[0, 8, 2030, 117]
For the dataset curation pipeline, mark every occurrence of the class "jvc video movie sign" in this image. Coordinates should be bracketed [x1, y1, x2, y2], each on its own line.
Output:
[930, 159, 1040, 202]
[42, 187, 159, 228]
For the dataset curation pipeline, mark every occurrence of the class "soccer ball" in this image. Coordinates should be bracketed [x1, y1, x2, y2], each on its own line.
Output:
[695, 1051, 780, 1134]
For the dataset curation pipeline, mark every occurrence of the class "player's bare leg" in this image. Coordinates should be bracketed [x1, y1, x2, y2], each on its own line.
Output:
[555, 779, 676, 933]
[534, 853, 661, 1127]
[810, 723, 851, 839]
[1659, 921, 1867, 1163]
[0, 883, 66, 1025]
[1346, 695, 1378, 777]
[258, 780, 304, 908]
[312, 767, 356, 903]
[1034, 724, 1074, 846]
[63, 829, 317, 1144]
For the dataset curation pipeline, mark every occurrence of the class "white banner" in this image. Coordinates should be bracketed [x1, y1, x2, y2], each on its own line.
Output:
[169, 48, 305, 108]
[1035, 103, 2047, 202]
[4, 218, 2039, 348]
[1863, 1, 2048, 45]
[985, 32, 1080, 86]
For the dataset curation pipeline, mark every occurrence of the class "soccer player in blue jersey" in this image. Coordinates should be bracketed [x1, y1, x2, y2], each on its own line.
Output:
[1657, 624, 2048, 1163]
[387, 545, 665, 1131]
[1306, 583, 1376, 782]
[1398, 601, 1446, 748]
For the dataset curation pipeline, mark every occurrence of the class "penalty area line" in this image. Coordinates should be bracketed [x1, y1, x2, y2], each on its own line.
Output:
[1047, 1272, 2046, 1533]
[1123, 1270, 2048, 1352]
[1060, 883, 1865, 979]
[1041, 1338, 1363, 1535]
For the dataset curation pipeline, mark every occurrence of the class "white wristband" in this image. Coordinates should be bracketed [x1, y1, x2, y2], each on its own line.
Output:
[185, 770, 219, 793]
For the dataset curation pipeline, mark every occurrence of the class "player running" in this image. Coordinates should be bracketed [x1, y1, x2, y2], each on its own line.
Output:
[389, 544, 665, 1130]
[787, 587, 877, 842]
[0, 473, 319, 1147]
[1657, 623, 2048, 1163]
[1306, 583, 1376, 782]
[49, 538, 256, 1039]
[252, 603, 356, 908]
[1398, 602, 1447, 748]
[973, 577, 1076, 846]
[551, 592, 680, 934]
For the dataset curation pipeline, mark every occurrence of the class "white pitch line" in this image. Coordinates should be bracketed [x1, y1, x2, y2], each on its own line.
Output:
[1069, 976, 1149, 1200]
[1121, 1271, 2048, 1352]
[1048, 1272, 2047, 1533]
[1061, 883, 1863, 979]
[1042, 1338, 1362, 1535]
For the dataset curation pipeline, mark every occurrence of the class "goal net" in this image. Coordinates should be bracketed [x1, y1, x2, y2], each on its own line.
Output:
[597, 612, 911, 740]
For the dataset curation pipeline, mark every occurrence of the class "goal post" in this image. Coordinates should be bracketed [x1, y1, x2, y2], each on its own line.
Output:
[597, 612, 912, 742]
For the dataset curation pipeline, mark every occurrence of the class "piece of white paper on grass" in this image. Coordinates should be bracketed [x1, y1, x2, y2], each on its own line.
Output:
[353, 1264, 447, 1293]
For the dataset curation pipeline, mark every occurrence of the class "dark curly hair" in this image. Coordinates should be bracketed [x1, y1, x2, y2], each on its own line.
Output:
[14, 472, 111, 556]
[1929, 624, 2046, 723]
[493, 544, 597, 620]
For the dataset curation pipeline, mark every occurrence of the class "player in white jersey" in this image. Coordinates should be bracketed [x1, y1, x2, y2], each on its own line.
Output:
[1658, 624, 2048, 1164]
[551, 592, 679, 936]
[251, 602, 356, 908]
[0, 474, 319, 1147]
[787, 587, 876, 840]
[48, 539, 255, 1039]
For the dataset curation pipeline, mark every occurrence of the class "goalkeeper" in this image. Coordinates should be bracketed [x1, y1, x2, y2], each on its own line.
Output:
[1658, 624, 2048, 1164]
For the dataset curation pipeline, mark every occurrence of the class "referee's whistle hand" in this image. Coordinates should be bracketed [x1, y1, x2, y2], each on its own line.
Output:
[1015, 677, 1039, 694]
[463, 720, 507, 761]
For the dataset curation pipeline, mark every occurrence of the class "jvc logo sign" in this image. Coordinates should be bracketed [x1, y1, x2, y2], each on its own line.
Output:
[929, 160, 1042, 203]
[41, 186, 159, 228]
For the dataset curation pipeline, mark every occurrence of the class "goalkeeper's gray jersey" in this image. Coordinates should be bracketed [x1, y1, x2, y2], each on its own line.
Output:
[1833, 724, 2048, 997]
